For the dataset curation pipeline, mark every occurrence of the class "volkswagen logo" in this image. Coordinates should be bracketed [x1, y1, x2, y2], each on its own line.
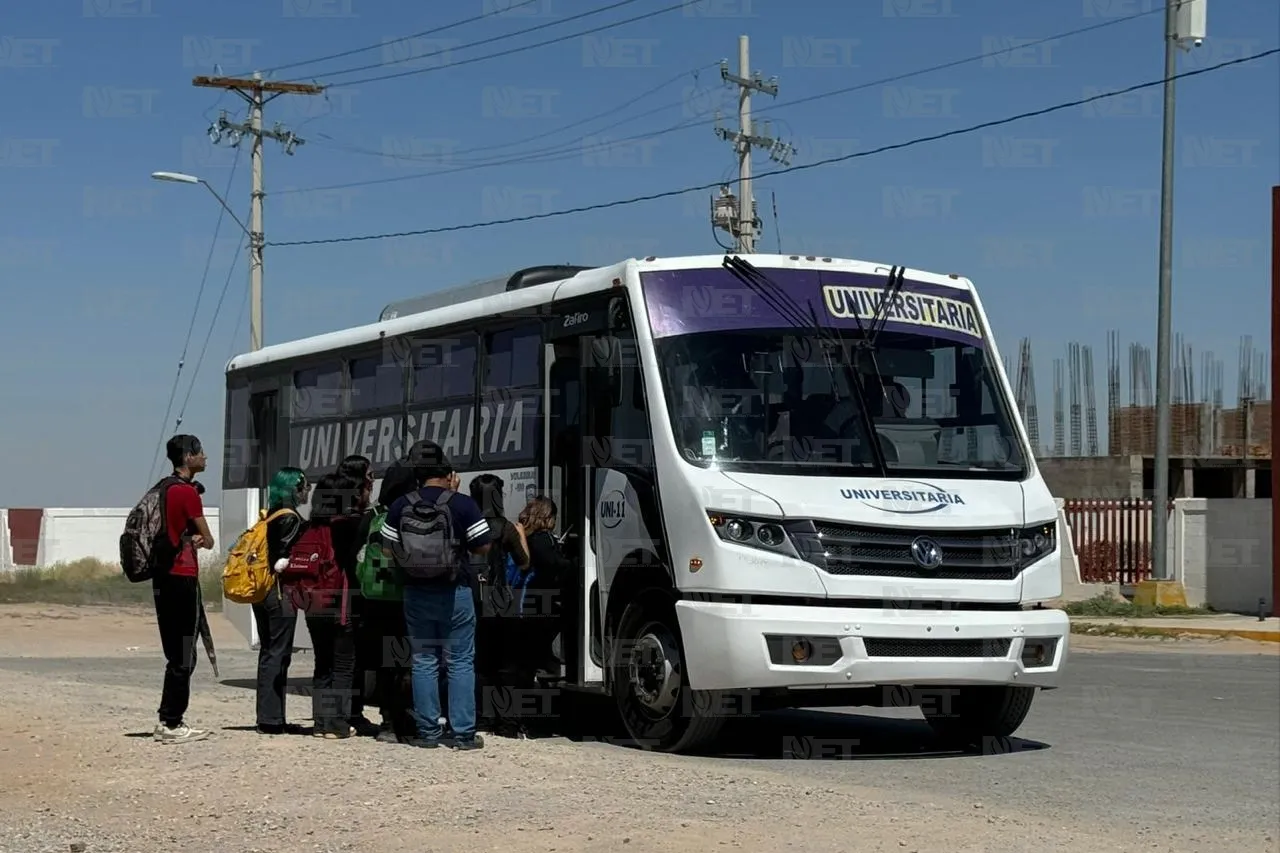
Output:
[909, 537, 943, 571]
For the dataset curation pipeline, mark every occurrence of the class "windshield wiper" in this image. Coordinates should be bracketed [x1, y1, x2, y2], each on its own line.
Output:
[721, 255, 894, 475]
[843, 266, 907, 416]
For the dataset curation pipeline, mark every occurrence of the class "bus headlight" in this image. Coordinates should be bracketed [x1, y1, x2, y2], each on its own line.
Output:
[1017, 521, 1057, 566]
[707, 512, 799, 559]
[756, 523, 786, 547]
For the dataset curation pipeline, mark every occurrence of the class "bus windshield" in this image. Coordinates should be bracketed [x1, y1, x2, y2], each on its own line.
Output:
[640, 265, 1029, 478]
[656, 328, 1026, 478]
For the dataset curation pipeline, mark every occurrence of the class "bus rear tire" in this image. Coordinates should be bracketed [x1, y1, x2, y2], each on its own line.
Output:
[611, 591, 725, 754]
[921, 684, 1036, 749]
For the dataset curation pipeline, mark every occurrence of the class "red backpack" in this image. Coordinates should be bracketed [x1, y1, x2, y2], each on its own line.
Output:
[280, 524, 349, 624]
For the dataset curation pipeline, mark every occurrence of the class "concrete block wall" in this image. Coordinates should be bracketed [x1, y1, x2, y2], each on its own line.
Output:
[1170, 499, 1207, 605]
[1, 507, 221, 572]
[1171, 498, 1273, 614]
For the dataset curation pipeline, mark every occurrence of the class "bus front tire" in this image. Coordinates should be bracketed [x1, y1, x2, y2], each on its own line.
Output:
[921, 684, 1036, 750]
[611, 592, 725, 754]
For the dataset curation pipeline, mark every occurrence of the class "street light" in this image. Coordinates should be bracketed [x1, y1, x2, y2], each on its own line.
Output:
[151, 170, 251, 241]
[151, 170, 261, 351]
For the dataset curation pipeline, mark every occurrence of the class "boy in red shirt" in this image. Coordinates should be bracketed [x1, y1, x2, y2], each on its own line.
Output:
[153, 434, 215, 744]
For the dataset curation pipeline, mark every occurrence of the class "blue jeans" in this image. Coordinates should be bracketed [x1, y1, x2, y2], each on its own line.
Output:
[403, 583, 476, 742]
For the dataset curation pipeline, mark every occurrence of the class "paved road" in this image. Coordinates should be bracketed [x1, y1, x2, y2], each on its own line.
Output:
[717, 647, 1280, 834]
[1, 643, 1277, 836]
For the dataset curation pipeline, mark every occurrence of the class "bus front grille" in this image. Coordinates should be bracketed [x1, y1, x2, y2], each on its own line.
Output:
[806, 523, 1022, 581]
[862, 637, 1013, 658]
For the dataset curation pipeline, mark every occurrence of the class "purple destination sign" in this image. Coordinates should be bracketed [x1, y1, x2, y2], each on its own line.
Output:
[639, 267, 986, 348]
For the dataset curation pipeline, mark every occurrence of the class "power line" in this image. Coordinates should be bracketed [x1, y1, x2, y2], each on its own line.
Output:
[175, 239, 249, 432]
[258, 0, 546, 76]
[311, 0, 651, 84]
[146, 143, 243, 485]
[296, 79, 711, 189]
[293, 94, 699, 193]
[282, 7, 1165, 196]
[324, 0, 689, 90]
[225, 274, 252, 366]
[268, 48, 1278, 248]
[308, 62, 716, 167]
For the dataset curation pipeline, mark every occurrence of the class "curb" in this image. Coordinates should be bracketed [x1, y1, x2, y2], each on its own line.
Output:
[1071, 622, 1280, 644]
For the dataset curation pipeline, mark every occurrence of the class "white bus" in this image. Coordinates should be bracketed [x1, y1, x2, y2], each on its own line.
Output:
[221, 253, 1069, 753]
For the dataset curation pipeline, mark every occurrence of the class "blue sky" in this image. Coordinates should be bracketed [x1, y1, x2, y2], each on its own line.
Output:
[0, 0, 1275, 507]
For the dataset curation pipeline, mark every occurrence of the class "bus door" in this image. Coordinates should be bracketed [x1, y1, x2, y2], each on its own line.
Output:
[248, 384, 280, 511]
[546, 301, 608, 686]
[226, 378, 284, 650]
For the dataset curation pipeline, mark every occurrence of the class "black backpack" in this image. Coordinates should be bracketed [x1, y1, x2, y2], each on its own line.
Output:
[394, 491, 461, 583]
[119, 476, 182, 583]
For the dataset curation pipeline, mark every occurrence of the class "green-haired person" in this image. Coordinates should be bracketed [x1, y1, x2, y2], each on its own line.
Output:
[252, 466, 310, 735]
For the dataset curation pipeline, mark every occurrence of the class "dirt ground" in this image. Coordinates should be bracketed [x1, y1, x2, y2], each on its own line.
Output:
[0, 603, 1273, 853]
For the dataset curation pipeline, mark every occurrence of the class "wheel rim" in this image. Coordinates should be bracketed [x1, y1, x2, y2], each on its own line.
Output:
[627, 620, 681, 719]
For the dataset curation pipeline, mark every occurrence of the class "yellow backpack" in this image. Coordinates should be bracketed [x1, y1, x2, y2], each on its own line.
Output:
[222, 508, 296, 605]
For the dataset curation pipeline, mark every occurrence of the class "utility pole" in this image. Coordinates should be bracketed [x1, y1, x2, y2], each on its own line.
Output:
[1149, 0, 1206, 587]
[1270, 184, 1278, 618]
[711, 35, 792, 253]
[192, 73, 322, 351]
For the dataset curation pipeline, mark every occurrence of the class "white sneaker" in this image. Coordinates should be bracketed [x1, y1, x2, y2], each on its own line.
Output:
[153, 723, 210, 744]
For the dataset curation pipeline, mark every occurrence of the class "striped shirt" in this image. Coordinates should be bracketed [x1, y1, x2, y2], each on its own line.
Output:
[384, 485, 492, 586]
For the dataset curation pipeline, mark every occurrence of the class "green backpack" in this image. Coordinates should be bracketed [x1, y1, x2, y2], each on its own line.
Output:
[355, 509, 402, 601]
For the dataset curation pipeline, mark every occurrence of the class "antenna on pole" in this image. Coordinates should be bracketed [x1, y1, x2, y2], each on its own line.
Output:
[192, 73, 322, 352]
[711, 36, 794, 253]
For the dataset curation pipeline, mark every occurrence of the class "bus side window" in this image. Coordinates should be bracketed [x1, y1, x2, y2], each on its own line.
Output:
[293, 362, 343, 420]
[223, 381, 251, 490]
[349, 351, 404, 412]
[483, 325, 542, 391]
[480, 323, 542, 467]
[413, 333, 476, 402]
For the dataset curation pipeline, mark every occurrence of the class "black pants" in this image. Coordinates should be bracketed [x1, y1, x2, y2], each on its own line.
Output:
[348, 596, 367, 723]
[252, 587, 299, 727]
[153, 573, 200, 727]
[305, 611, 357, 735]
[358, 598, 413, 734]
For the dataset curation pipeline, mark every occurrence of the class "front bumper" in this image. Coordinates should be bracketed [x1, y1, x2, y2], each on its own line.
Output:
[676, 601, 1069, 692]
